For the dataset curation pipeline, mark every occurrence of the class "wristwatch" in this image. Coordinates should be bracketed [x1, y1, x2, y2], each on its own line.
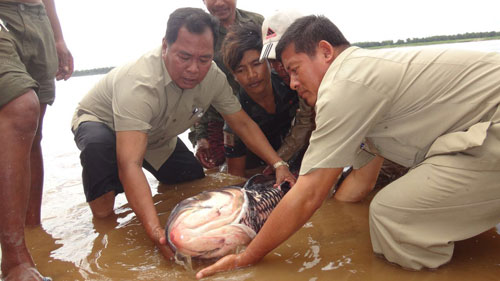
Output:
[273, 160, 289, 169]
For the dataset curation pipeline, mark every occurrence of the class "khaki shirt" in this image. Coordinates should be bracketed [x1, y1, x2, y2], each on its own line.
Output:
[300, 46, 500, 175]
[72, 47, 241, 170]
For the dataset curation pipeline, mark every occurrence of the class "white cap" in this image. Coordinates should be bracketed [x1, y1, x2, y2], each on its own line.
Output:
[260, 9, 304, 61]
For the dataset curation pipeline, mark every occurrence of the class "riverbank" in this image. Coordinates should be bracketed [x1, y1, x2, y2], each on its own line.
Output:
[72, 34, 500, 76]
[363, 36, 500, 49]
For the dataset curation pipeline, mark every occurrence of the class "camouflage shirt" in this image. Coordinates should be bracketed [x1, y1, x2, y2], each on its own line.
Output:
[192, 9, 264, 143]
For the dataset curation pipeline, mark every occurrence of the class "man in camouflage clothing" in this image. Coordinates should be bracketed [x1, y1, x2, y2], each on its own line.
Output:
[193, 0, 264, 168]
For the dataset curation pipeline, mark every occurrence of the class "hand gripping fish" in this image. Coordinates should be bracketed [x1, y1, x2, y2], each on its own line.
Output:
[165, 174, 291, 259]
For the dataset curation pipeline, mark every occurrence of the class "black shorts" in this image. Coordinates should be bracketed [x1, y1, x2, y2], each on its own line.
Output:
[73, 122, 205, 202]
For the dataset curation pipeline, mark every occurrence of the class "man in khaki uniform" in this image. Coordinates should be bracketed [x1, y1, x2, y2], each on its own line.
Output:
[258, 9, 407, 181]
[71, 8, 294, 261]
[196, 15, 500, 278]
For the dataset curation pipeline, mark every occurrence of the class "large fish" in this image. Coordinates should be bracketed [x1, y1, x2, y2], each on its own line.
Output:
[165, 174, 290, 259]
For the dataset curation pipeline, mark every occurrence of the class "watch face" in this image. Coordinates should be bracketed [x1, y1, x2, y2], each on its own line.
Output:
[273, 161, 288, 169]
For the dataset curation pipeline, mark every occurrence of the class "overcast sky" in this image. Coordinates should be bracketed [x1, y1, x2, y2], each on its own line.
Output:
[54, 0, 500, 70]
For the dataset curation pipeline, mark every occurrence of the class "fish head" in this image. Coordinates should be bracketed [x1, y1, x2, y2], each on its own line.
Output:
[165, 187, 253, 259]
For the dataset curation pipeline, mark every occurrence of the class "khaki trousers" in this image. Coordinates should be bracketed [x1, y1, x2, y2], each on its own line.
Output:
[369, 119, 500, 270]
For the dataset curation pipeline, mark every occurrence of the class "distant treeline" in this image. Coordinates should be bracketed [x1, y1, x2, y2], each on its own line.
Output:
[353, 31, 500, 48]
[72, 66, 115, 77]
[72, 31, 500, 76]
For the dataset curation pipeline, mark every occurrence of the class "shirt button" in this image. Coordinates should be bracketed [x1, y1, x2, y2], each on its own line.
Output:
[19, 3, 25, 10]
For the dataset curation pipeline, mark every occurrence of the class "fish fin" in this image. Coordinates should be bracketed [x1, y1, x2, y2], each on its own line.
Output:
[231, 223, 256, 239]
[242, 174, 274, 191]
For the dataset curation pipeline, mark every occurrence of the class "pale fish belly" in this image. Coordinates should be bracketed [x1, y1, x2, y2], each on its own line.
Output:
[165, 174, 288, 259]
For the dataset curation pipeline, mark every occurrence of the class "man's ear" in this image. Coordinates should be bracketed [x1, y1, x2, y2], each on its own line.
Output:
[162, 38, 168, 58]
[318, 40, 335, 63]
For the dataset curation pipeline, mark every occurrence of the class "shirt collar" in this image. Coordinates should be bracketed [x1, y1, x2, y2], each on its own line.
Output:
[330, 46, 359, 70]
[160, 47, 185, 93]
[161, 53, 173, 86]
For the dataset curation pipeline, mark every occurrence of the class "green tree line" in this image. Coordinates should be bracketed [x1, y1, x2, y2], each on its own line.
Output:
[72, 31, 500, 77]
[353, 31, 500, 48]
[72, 66, 115, 77]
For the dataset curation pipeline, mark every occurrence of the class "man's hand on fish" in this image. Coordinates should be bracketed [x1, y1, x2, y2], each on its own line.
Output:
[195, 138, 217, 169]
[195, 252, 255, 279]
[193, 168, 342, 278]
[151, 225, 175, 260]
[274, 165, 296, 187]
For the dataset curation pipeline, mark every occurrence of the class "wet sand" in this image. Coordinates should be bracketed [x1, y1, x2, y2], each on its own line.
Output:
[21, 175, 500, 280]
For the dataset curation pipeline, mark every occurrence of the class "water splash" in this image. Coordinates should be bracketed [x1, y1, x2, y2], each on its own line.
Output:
[298, 236, 321, 272]
[321, 256, 352, 271]
[174, 251, 194, 274]
[302, 222, 314, 228]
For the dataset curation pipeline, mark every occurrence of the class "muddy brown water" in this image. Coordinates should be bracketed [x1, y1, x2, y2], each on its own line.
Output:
[22, 175, 500, 280]
[2, 40, 500, 280]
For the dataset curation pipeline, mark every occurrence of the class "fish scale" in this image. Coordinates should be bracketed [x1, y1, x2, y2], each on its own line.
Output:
[240, 188, 284, 233]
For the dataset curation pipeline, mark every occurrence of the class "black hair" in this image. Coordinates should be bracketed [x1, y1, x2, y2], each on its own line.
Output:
[221, 22, 263, 72]
[276, 15, 350, 60]
[166, 7, 219, 49]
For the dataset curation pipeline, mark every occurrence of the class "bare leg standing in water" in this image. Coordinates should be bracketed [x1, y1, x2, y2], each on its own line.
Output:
[25, 104, 47, 226]
[0, 91, 44, 280]
[0, 0, 72, 279]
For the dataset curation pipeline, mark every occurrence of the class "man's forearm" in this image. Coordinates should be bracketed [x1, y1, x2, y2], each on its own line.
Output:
[119, 164, 161, 238]
[241, 168, 342, 262]
[335, 155, 384, 202]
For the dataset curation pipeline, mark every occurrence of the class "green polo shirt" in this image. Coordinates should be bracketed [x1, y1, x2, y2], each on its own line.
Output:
[301, 46, 500, 175]
[72, 47, 241, 170]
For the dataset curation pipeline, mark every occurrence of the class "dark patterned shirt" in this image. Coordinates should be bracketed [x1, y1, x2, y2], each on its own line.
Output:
[224, 73, 299, 162]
